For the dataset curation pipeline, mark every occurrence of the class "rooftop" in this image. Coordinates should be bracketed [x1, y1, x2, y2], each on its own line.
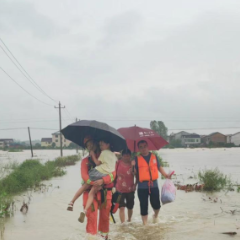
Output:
[41, 138, 52, 142]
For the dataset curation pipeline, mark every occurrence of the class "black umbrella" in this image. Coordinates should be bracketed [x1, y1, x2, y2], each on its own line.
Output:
[61, 120, 127, 152]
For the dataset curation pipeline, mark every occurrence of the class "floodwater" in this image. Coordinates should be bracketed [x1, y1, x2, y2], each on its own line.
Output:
[0, 148, 240, 240]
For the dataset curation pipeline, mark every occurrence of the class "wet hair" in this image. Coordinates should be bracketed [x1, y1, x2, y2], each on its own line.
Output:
[137, 140, 148, 148]
[99, 136, 111, 145]
[122, 148, 131, 155]
[99, 137, 114, 151]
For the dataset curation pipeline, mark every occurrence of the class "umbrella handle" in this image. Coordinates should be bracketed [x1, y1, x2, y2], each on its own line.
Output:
[110, 212, 116, 224]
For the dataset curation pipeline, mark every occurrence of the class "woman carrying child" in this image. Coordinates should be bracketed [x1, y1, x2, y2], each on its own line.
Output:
[67, 136, 116, 239]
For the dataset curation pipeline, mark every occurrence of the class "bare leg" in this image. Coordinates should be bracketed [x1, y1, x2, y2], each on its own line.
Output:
[127, 209, 133, 222]
[68, 184, 90, 211]
[153, 209, 160, 218]
[152, 208, 160, 223]
[119, 207, 125, 223]
[71, 183, 90, 204]
[84, 185, 101, 212]
[142, 215, 148, 225]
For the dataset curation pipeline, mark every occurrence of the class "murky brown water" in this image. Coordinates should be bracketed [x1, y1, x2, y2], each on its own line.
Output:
[1, 148, 240, 240]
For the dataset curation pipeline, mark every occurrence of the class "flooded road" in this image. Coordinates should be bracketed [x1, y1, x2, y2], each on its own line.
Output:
[1, 148, 240, 240]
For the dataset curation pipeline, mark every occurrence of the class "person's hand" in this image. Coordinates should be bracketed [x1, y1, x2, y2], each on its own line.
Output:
[93, 179, 104, 186]
[131, 160, 135, 167]
[167, 171, 175, 179]
[90, 150, 95, 157]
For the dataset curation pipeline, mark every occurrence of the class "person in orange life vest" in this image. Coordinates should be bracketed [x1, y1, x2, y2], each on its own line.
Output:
[132, 140, 170, 225]
[115, 148, 136, 223]
[68, 136, 116, 239]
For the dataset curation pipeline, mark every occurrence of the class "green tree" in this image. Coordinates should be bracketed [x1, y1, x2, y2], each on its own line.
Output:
[68, 142, 77, 149]
[35, 143, 41, 148]
[150, 120, 168, 140]
[52, 142, 56, 148]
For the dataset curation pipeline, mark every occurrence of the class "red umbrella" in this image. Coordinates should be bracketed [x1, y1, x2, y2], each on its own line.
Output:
[118, 126, 168, 152]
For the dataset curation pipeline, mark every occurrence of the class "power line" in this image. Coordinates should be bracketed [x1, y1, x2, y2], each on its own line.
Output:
[0, 65, 53, 107]
[64, 108, 74, 120]
[0, 127, 58, 131]
[0, 128, 27, 130]
[0, 119, 61, 124]
[31, 128, 58, 130]
[0, 37, 57, 103]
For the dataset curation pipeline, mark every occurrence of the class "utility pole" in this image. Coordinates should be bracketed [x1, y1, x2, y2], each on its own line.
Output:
[28, 127, 33, 157]
[55, 102, 65, 157]
[76, 118, 79, 153]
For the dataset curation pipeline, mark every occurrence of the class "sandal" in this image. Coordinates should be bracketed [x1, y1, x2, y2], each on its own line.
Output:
[67, 202, 74, 211]
[78, 211, 86, 223]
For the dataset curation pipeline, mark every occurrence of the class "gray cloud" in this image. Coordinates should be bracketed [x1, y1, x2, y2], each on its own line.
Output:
[100, 11, 143, 46]
[0, 0, 67, 38]
[1, 1, 240, 140]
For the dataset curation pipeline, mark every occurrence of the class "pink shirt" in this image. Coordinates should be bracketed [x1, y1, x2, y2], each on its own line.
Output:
[115, 160, 134, 193]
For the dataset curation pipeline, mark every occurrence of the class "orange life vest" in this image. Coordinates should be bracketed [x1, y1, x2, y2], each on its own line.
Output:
[137, 153, 159, 182]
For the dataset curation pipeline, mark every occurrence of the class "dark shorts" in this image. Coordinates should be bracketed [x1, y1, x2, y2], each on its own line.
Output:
[88, 168, 107, 182]
[119, 192, 135, 209]
[137, 188, 161, 216]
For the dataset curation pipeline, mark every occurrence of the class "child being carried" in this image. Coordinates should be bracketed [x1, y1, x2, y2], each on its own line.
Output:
[67, 137, 117, 223]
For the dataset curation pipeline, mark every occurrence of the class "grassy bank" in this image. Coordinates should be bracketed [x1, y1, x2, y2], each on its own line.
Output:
[0, 154, 81, 218]
[8, 149, 23, 152]
[198, 168, 234, 192]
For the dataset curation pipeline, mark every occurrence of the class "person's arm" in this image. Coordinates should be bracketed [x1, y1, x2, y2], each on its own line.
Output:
[81, 157, 94, 185]
[131, 157, 137, 175]
[156, 155, 169, 179]
[159, 166, 169, 178]
[90, 151, 102, 166]
[93, 171, 116, 186]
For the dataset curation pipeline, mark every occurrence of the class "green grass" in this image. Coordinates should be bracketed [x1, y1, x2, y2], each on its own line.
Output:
[0, 154, 81, 230]
[198, 168, 230, 191]
[0, 155, 81, 196]
[0, 192, 14, 218]
[7, 149, 23, 152]
[54, 155, 80, 167]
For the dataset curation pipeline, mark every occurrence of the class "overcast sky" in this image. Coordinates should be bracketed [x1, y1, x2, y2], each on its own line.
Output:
[1, 0, 240, 141]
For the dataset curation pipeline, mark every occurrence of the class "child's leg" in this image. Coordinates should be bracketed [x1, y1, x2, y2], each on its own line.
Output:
[68, 184, 90, 211]
[71, 183, 90, 203]
[84, 185, 102, 212]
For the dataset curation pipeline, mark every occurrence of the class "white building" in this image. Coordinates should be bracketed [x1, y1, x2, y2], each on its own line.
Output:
[171, 131, 189, 140]
[41, 138, 52, 147]
[170, 131, 201, 147]
[52, 132, 72, 147]
[226, 134, 232, 144]
[181, 133, 201, 147]
[231, 132, 240, 146]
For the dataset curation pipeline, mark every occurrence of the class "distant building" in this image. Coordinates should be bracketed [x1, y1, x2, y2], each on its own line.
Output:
[170, 131, 189, 141]
[226, 134, 232, 144]
[231, 132, 240, 146]
[52, 132, 71, 147]
[202, 132, 226, 145]
[0, 139, 14, 148]
[41, 138, 52, 147]
[181, 133, 201, 147]
[170, 131, 201, 147]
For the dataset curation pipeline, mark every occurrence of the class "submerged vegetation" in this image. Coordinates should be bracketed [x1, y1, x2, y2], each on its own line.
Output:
[0, 154, 81, 221]
[198, 168, 231, 191]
